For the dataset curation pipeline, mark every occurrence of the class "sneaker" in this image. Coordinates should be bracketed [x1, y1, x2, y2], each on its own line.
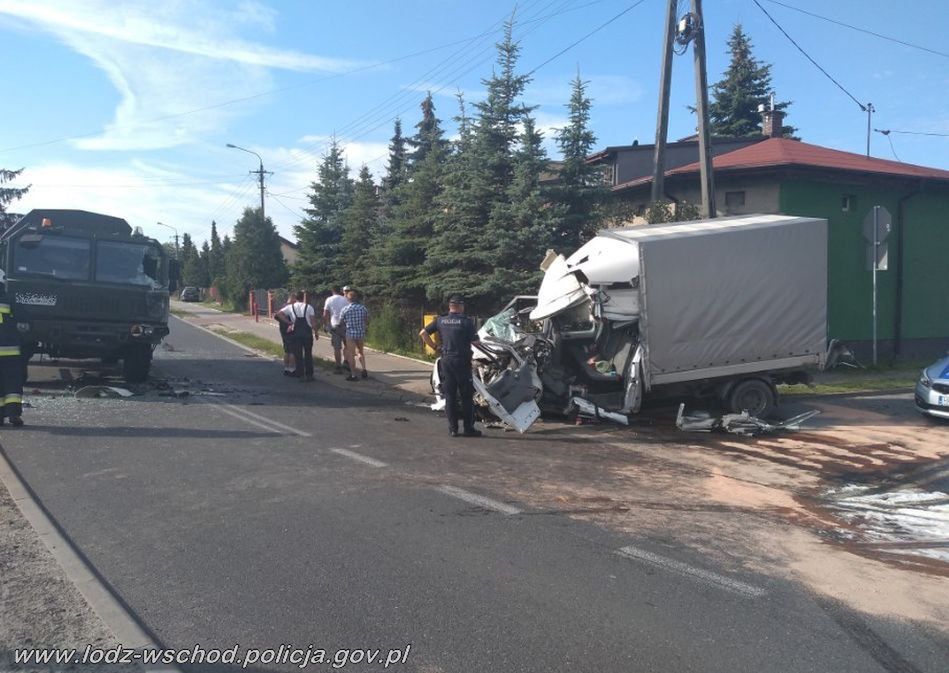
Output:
[361, 370, 368, 379]
[283, 370, 294, 376]
[462, 429, 482, 438]
[9, 416, 23, 427]
[345, 375, 359, 381]
[449, 429, 459, 437]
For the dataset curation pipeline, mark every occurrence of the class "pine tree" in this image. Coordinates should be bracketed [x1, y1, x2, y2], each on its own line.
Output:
[708, 24, 795, 138]
[181, 233, 209, 287]
[293, 139, 354, 289]
[554, 74, 605, 252]
[339, 166, 379, 289]
[225, 207, 288, 305]
[0, 168, 30, 230]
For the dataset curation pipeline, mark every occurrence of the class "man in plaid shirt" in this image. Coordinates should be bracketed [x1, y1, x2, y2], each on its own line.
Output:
[340, 289, 370, 380]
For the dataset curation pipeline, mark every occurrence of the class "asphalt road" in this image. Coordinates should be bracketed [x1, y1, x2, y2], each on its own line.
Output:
[1, 316, 946, 673]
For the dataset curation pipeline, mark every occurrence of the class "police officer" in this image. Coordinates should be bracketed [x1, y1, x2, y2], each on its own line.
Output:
[420, 296, 482, 438]
[0, 271, 24, 426]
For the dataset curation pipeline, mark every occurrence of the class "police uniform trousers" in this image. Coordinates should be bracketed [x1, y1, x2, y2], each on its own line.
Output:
[440, 357, 475, 432]
[0, 346, 23, 420]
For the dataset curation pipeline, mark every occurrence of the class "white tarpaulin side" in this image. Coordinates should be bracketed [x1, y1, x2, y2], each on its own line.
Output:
[634, 216, 827, 377]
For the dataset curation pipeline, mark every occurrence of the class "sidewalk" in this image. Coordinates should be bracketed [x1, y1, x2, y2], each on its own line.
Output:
[171, 300, 434, 401]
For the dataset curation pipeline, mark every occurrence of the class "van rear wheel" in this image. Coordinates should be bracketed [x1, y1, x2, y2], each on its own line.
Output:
[727, 378, 775, 417]
[123, 345, 152, 383]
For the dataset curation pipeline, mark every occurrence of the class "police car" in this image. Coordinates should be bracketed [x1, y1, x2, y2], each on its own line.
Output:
[915, 354, 949, 420]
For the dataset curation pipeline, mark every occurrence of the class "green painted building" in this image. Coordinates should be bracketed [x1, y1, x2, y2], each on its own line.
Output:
[593, 136, 949, 360]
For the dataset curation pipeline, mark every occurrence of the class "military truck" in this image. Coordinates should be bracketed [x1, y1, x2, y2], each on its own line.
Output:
[0, 209, 176, 382]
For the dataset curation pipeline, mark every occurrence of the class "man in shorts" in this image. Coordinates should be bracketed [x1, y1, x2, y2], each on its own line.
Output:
[339, 289, 369, 381]
[322, 285, 349, 374]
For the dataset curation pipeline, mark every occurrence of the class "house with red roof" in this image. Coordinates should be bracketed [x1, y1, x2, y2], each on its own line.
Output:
[588, 120, 949, 359]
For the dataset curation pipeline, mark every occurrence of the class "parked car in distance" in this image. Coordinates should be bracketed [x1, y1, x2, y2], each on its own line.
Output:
[179, 286, 200, 302]
[915, 354, 949, 420]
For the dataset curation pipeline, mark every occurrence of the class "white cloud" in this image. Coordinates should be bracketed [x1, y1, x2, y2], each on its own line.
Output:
[0, 0, 367, 151]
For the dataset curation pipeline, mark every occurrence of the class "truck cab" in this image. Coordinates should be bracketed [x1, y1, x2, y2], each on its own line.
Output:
[0, 209, 173, 382]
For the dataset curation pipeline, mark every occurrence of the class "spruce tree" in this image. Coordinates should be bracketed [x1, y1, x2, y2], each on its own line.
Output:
[0, 168, 30, 230]
[208, 221, 224, 283]
[293, 139, 354, 289]
[225, 207, 288, 305]
[427, 20, 531, 311]
[554, 75, 605, 252]
[487, 115, 556, 298]
[708, 24, 795, 138]
[339, 166, 379, 289]
[374, 94, 449, 307]
[380, 119, 407, 213]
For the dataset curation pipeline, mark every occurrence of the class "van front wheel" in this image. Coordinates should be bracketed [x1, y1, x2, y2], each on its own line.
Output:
[727, 378, 776, 417]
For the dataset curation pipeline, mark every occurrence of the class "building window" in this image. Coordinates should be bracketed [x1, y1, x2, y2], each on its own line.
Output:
[842, 194, 856, 212]
[725, 191, 746, 209]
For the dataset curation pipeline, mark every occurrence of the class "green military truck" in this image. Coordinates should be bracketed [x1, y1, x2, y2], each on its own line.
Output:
[0, 209, 176, 382]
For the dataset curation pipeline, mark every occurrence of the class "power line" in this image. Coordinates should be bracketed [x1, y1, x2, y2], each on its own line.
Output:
[750, 0, 866, 111]
[881, 129, 949, 137]
[761, 0, 949, 59]
[874, 129, 901, 162]
[526, 0, 648, 76]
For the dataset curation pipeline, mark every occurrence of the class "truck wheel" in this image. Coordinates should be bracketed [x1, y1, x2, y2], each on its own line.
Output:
[727, 378, 775, 417]
[122, 345, 152, 383]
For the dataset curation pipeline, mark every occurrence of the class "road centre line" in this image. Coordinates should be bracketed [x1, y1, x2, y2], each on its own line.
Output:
[232, 403, 313, 437]
[435, 485, 522, 515]
[616, 545, 766, 599]
[330, 448, 388, 468]
[204, 401, 311, 437]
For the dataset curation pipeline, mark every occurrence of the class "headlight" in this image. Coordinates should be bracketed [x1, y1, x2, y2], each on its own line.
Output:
[919, 369, 932, 388]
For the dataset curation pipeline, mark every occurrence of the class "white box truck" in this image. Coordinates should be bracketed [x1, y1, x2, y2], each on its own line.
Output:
[452, 214, 830, 432]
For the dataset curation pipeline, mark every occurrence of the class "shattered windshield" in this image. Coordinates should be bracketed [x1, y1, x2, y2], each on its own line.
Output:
[13, 235, 91, 281]
[95, 240, 165, 288]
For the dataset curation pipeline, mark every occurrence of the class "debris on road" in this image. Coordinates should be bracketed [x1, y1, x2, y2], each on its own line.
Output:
[74, 386, 135, 399]
[675, 403, 820, 436]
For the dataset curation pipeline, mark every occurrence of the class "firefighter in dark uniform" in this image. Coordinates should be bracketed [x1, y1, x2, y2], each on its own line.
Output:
[420, 296, 482, 438]
[0, 271, 24, 426]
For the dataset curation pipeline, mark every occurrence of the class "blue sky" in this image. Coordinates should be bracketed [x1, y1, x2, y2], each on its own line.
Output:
[0, 0, 946, 247]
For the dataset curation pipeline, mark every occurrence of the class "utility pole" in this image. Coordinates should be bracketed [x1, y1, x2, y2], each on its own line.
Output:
[226, 143, 272, 226]
[691, 0, 716, 218]
[651, 0, 678, 204]
[864, 103, 874, 157]
[650, 0, 716, 218]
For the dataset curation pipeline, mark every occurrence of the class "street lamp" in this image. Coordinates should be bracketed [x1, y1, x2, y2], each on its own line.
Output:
[155, 221, 179, 258]
[226, 143, 268, 224]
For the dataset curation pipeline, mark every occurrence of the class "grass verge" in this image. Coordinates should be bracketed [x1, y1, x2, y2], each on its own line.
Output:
[207, 328, 337, 371]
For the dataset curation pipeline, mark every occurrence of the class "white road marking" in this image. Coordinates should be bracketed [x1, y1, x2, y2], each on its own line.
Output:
[234, 404, 313, 437]
[436, 485, 522, 515]
[330, 448, 388, 468]
[203, 400, 312, 437]
[616, 546, 766, 598]
[208, 402, 284, 435]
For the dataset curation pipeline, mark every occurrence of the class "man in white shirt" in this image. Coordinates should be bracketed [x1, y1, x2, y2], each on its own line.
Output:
[277, 291, 319, 382]
[322, 285, 350, 374]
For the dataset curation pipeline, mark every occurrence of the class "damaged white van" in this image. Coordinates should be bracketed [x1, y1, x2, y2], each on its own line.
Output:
[433, 214, 833, 433]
